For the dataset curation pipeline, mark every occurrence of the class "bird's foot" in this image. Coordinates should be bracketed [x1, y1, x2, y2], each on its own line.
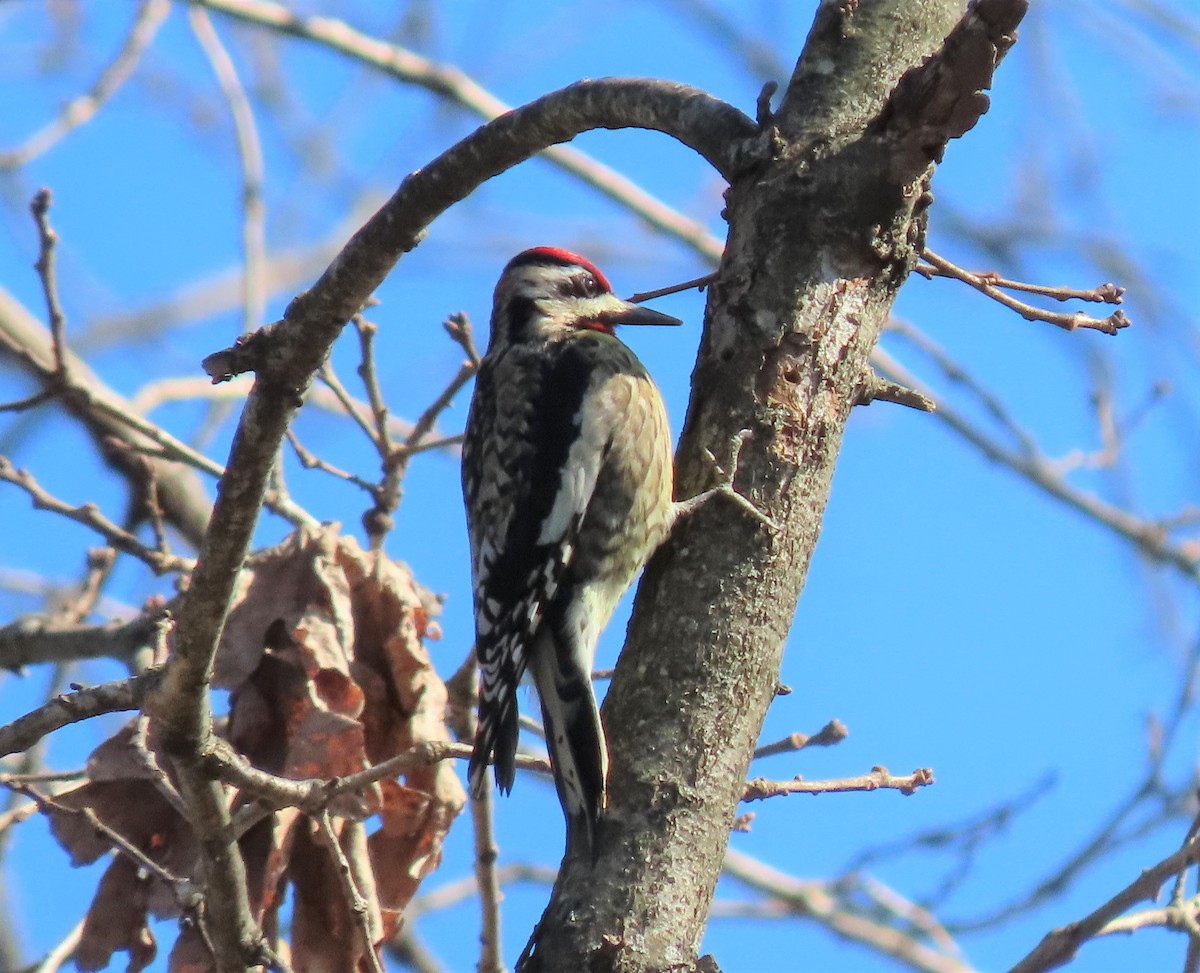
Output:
[673, 429, 779, 533]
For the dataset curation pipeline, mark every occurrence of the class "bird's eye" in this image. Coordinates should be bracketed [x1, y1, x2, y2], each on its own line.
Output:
[582, 275, 601, 297]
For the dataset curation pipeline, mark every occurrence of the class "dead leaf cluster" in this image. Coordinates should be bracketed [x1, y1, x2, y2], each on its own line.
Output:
[42, 526, 465, 971]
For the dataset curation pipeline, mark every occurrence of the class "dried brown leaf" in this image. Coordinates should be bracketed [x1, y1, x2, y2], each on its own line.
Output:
[167, 923, 214, 973]
[289, 820, 369, 973]
[215, 527, 354, 691]
[241, 806, 303, 927]
[75, 856, 157, 973]
[44, 526, 463, 971]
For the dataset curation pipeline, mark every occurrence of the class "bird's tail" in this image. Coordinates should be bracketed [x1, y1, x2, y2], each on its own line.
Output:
[469, 685, 521, 798]
[532, 630, 608, 861]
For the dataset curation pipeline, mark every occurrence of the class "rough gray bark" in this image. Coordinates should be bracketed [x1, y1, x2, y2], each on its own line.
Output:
[521, 2, 1027, 970]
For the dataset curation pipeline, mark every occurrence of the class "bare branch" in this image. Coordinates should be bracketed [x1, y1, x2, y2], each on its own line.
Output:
[352, 317, 393, 458]
[206, 738, 549, 814]
[855, 368, 937, 412]
[407, 863, 558, 921]
[0, 666, 164, 758]
[312, 812, 385, 973]
[915, 260, 1125, 305]
[920, 248, 1131, 335]
[441, 311, 482, 369]
[187, 6, 267, 335]
[0, 388, 55, 413]
[1007, 829, 1200, 973]
[29, 190, 69, 380]
[1096, 895, 1200, 937]
[0, 458, 192, 574]
[743, 766, 935, 802]
[0, 609, 168, 672]
[27, 917, 84, 973]
[753, 719, 849, 760]
[318, 361, 387, 447]
[470, 788, 505, 973]
[363, 312, 478, 546]
[870, 349, 1200, 579]
[284, 428, 377, 493]
[194, 0, 743, 257]
[130, 374, 430, 447]
[399, 346, 476, 453]
[722, 848, 978, 973]
[0, 1, 169, 170]
[12, 783, 205, 919]
[0, 287, 222, 545]
[883, 318, 1039, 456]
[628, 272, 719, 305]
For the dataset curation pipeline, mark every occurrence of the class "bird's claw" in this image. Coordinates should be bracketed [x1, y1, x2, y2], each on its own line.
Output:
[675, 429, 779, 533]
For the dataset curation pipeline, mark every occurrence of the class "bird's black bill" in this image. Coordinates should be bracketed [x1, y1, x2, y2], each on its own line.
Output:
[606, 299, 682, 327]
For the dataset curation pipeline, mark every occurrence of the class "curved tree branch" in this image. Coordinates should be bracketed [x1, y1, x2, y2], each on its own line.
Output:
[149, 72, 759, 973]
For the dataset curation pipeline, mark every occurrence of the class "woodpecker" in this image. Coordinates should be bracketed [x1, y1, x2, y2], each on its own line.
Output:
[462, 246, 678, 859]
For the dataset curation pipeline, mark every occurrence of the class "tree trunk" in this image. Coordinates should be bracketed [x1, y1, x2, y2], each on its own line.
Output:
[521, 2, 1026, 970]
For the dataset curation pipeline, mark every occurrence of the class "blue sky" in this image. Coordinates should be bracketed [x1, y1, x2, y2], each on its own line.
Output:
[2, 3, 1200, 972]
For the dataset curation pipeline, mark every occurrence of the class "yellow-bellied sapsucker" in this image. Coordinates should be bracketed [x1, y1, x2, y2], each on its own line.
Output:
[462, 246, 678, 859]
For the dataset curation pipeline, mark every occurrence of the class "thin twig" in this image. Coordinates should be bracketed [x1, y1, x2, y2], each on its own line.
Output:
[407, 863, 558, 920]
[0, 769, 87, 786]
[753, 719, 848, 759]
[385, 927, 449, 973]
[206, 737, 549, 814]
[395, 433, 463, 457]
[742, 766, 934, 802]
[313, 812, 385, 973]
[870, 349, 1200, 580]
[0, 608, 167, 672]
[396, 313, 479, 455]
[627, 272, 718, 305]
[12, 783, 204, 917]
[0, 784, 77, 841]
[722, 848, 976, 973]
[920, 248, 1130, 334]
[188, 6, 266, 336]
[284, 429, 378, 493]
[0, 388, 55, 412]
[364, 312, 478, 547]
[845, 771, 1055, 912]
[130, 374, 430, 446]
[470, 787, 505, 973]
[319, 362, 383, 445]
[129, 714, 189, 817]
[0, 665, 165, 758]
[70, 547, 118, 623]
[0, 458, 192, 574]
[915, 260, 1125, 305]
[0, 661, 73, 858]
[442, 310, 481, 368]
[855, 369, 936, 412]
[353, 317, 393, 459]
[884, 318, 1040, 456]
[396, 362, 475, 459]
[29, 190, 68, 379]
